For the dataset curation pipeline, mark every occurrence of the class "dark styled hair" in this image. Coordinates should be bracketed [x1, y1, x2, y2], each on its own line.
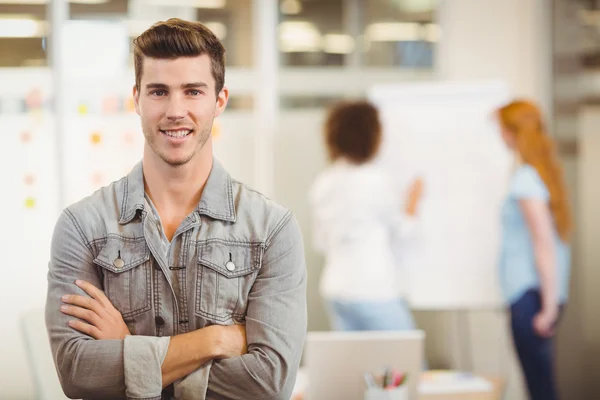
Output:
[133, 18, 226, 95]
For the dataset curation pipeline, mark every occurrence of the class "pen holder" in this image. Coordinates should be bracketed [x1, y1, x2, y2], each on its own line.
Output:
[364, 384, 408, 400]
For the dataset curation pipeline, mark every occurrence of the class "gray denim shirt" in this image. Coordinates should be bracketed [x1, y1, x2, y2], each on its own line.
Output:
[45, 160, 308, 400]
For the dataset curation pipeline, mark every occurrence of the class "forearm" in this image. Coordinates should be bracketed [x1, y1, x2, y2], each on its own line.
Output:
[49, 332, 170, 400]
[161, 325, 221, 388]
[51, 337, 126, 399]
[208, 346, 302, 400]
[533, 237, 558, 310]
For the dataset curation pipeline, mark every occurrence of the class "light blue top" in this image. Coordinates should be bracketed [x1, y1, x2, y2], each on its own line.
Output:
[499, 165, 571, 305]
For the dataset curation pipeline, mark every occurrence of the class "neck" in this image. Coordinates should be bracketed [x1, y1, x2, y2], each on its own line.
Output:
[143, 141, 213, 219]
[514, 151, 524, 166]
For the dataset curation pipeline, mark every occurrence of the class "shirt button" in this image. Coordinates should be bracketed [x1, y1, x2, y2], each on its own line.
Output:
[113, 258, 124, 269]
[155, 316, 165, 326]
[226, 261, 236, 271]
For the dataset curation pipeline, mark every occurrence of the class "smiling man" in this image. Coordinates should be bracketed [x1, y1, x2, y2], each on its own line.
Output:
[45, 19, 307, 400]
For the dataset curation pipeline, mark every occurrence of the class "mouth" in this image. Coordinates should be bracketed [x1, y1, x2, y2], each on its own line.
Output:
[160, 128, 193, 140]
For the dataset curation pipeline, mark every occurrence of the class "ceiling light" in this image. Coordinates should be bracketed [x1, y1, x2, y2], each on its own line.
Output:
[143, 0, 225, 8]
[280, 0, 302, 15]
[424, 23, 441, 42]
[391, 0, 435, 13]
[0, 18, 45, 38]
[0, 0, 108, 4]
[366, 22, 420, 42]
[322, 34, 355, 54]
[70, 0, 110, 3]
[204, 21, 227, 40]
[278, 21, 321, 52]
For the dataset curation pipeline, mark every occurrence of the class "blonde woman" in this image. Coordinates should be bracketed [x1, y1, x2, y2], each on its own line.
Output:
[497, 100, 572, 400]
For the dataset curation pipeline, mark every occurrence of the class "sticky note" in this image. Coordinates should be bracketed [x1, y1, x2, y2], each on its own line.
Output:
[102, 96, 119, 115]
[211, 120, 221, 140]
[126, 97, 136, 113]
[25, 88, 43, 109]
[24, 197, 36, 209]
[123, 131, 135, 146]
[20, 131, 32, 144]
[24, 175, 35, 186]
[90, 132, 102, 145]
[92, 172, 104, 186]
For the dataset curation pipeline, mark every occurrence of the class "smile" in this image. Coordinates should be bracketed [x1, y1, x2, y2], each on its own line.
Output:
[160, 129, 192, 138]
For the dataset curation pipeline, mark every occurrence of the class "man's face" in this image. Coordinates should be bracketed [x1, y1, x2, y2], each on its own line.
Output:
[134, 54, 228, 167]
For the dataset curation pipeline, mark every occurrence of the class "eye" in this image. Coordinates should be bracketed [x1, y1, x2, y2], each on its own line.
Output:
[188, 89, 202, 96]
[150, 90, 167, 96]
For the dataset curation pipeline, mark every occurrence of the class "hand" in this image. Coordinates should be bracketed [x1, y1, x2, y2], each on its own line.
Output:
[533, 306, 559, 338]
[210, 324, 248, 359]
[405, 177, 424, 216]
[61, 280, 131, 340]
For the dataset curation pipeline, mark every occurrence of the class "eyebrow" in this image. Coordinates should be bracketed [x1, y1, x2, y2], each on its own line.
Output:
[145, 82, 209, 90]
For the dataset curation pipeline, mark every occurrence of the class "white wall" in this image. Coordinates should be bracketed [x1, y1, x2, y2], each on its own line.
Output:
[577, 106, 600, 398]
[437, 0, 550, 108]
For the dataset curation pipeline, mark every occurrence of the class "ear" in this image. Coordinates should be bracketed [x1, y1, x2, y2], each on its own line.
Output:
[214, 86, 229, 118]
[133, 85, 141, 116]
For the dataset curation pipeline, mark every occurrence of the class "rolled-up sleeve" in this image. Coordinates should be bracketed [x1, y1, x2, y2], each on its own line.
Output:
[205, 211, 308, 400]
[45, 209, 168, 400]
[173, 362, 212, 399]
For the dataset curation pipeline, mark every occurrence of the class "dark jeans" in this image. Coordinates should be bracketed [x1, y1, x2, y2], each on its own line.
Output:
[510, 289, 564, 400]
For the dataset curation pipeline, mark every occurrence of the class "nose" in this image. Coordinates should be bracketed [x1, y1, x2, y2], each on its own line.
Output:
[165, 93, 186, 121]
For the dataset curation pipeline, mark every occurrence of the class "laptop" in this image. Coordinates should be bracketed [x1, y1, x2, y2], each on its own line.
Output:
[304, 330, 425, 400]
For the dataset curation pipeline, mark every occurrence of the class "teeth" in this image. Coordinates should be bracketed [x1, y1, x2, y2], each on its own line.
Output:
[163, 129, 191, 138]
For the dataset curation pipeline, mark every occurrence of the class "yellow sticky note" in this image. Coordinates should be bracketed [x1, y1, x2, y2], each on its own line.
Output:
[90, 132, 102, 145]
[211, 120, 221, 140]
[78, 104, 88, 115]
[24, 197, 36, 209]
[126, 97, 136, 113]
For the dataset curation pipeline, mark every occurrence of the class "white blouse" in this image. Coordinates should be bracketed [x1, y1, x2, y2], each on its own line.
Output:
[308, 160, 417, 301]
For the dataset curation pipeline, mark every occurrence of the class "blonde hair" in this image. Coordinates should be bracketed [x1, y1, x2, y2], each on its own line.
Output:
[498, 100, 572, 242]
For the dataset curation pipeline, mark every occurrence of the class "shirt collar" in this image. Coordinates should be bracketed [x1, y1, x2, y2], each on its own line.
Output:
[118, 159, 236, 224]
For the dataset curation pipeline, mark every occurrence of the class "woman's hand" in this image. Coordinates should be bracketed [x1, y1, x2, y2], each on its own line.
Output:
[405, 177, 424, 216]
[533, 306, 559, 338]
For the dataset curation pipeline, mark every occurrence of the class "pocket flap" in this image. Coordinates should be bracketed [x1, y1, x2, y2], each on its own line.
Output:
[198, 241, 262, 278]
[93, 237, 150, 273]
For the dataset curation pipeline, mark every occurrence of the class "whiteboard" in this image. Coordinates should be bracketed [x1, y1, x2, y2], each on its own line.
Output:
[0, 69, 58, 397]
[368, 81, 513, 310]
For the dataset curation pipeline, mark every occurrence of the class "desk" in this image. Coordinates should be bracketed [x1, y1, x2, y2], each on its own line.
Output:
[293, 374, 504, 400]
[419, 375, 504, 400]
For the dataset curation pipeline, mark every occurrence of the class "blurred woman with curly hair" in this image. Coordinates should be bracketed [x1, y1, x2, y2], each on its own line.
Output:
[308, 101, 423, 333]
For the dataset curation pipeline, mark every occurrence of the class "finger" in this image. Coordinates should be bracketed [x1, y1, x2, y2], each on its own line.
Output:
[62, 294, 108, 318]
[61, 304, 102, 328]
[74, 280, 114, 310]
[68, 319, 102, 339]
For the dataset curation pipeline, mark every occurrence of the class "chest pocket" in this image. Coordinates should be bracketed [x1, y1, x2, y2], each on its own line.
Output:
[93, 237, 152, 319]
[195, 241, 263, 322]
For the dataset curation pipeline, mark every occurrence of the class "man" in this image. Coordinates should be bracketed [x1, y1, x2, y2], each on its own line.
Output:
[45, 18, 307, 400]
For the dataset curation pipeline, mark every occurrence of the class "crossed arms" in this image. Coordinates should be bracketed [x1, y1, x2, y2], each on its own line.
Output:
[45, 210, 307, 400]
